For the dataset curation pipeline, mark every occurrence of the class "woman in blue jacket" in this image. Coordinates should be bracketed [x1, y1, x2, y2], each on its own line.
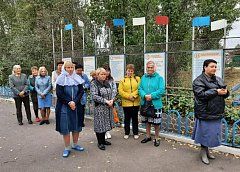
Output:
[55, 61, 84, 157]
[138, 61, 165, 147]
[35, 66, 52, 125]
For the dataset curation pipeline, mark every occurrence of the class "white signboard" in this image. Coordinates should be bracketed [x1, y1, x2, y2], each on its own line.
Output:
[144, 52, 166, 80]
[83, 56, 96, 79]
[109, 55, 125, 82]
[192, 50, 223, 81]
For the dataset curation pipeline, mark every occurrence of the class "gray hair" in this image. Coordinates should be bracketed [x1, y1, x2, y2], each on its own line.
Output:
[12, 65, 21, 74]
[146, 61, 155, 66]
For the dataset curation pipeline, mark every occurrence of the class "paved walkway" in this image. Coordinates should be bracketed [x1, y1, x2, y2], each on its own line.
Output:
[0, 100, 239, 172]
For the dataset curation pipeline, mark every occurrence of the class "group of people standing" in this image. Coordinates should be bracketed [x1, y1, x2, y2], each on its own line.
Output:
[9, 65, 53, 125]
[8, 59, 229, 165]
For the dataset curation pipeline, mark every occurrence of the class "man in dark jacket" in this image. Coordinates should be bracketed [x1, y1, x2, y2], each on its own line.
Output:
[192, 59, 229, 165]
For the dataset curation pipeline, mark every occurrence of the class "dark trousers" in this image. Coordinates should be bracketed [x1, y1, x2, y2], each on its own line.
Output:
[13, 96, 32, 123]
[30, 94, 38, 118]
[96, 132, 106, 145]
[80, 104, 85, 126]
[123, 106, 139, 135]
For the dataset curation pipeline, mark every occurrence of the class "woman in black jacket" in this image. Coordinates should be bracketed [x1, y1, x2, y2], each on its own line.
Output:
[192, 59, 229, 165]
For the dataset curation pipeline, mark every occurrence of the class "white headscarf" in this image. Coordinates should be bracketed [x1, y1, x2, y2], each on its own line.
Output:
[56, 63, 84, 86]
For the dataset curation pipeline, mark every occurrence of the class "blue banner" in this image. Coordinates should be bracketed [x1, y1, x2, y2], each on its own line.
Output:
[113, 19, 125, 27]
[65, 24, 73, 30]
[192, 16, 210, 27]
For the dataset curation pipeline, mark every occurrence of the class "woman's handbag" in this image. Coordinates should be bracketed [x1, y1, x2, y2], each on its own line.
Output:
[140, 101, 156, 118]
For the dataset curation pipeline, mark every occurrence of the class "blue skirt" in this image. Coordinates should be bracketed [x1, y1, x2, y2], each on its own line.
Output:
[38, 93, 52, 109]
[58, 104, 82, 135]
[192, 118, 222, 147]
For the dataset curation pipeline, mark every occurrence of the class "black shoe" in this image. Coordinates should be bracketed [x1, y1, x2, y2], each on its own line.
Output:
[154, 139, 160, 147]
[45, 120, 50, 124]
[104, 141, 112, 145]
[98, 144, 105, 150]
[18, 122, 23, 125]
[39, 120, 45, 125]
[28, 120, 33, 124]
[141, 137, 152, 143]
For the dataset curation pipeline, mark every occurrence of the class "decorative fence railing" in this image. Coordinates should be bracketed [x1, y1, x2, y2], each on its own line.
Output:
[1, 86, 239, 148]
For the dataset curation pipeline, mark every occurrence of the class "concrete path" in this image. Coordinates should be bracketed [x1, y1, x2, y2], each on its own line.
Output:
[0, 100, 239, 172]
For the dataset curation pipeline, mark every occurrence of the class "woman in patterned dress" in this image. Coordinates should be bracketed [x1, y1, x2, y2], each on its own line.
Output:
[90, 68, 114, 150]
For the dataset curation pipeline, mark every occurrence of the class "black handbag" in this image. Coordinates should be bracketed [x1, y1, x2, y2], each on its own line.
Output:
[140, 101, 156, 118]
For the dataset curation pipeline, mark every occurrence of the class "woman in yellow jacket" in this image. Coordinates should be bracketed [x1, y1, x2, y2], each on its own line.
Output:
[118, 64, 140, 139]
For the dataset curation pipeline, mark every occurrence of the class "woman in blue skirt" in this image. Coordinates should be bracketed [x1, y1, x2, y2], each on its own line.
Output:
[55, 61, 84, 158]
[35, 66, 52, 125]
[192, 59, 229, 165]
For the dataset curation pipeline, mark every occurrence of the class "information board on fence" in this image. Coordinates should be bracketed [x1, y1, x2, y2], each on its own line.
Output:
[109, 55, 125, 82]
[83, 56, 96, 79]
[144, 53, 166, 80]
[192, 50, 223, 81]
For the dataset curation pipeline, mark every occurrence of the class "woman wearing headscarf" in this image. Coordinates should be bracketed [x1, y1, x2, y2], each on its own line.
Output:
[9, 65, 33, 125]
[35, 66, 52, 125]
[90, 68, 114, 150]
[55, 61, 84, 158]
[139, 61, 165, 147]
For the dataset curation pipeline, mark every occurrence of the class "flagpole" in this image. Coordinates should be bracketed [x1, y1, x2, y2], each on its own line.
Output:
[94, 24, 97, 55]
[71, 28, 74, 58]
[52, 25, 56, 70]
[82, 28, 85, 55]
[192, 27, 195, 50]
[166, 24, 169, 52]
[144, 24, 146, 53]
[123, 26, 126, 54]
[223, 27, 227, 49]
[165, 23, 168, 90]
[108, 27, 111, 53]
[60, 28, 64, 59]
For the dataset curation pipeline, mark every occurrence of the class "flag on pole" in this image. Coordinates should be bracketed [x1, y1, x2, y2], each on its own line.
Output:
[192, 16, 210, 27]
[78, 20, 84, 27]
[155, 16, 169, 25]
[65, 23, 73, 30]
[113, 19, 125, 27]
[133, 17, 146, 26]
[211, 19, 227, 31]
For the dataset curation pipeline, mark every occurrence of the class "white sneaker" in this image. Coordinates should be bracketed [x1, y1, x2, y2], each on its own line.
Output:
[123, 135, 129, 139]
[106, 131, 111, 139]
[134, 135, 139, 140]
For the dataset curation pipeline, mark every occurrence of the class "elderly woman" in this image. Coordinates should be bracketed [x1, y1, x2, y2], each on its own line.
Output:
[55, 61, 84, 158]
[90, 68, 114, 150]
[118, 64, 140, 139]
[35, 66, 52, 125]
[192, 59, 229, 165]
[9, 65, 33, 125]
[139, 61, 165, 147]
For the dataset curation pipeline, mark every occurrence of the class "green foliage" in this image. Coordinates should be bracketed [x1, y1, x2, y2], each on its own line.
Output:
[0, 0, 239, 85]
[163, 89, 194, 116]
